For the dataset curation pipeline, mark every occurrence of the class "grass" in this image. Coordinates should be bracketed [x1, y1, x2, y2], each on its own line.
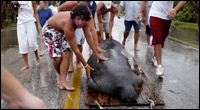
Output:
[172, 20, 199, 30]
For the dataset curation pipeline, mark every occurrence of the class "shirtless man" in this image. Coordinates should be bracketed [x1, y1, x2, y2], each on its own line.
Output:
[58, 1, 106, 70]
[95, 1, 116, 41]
[42, 5, 108, 90]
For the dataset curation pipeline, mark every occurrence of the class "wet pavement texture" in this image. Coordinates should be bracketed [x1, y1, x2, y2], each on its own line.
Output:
[1, 16, 199, 109]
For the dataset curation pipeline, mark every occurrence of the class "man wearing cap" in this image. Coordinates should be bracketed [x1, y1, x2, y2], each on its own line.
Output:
[95, 1, 116, 42]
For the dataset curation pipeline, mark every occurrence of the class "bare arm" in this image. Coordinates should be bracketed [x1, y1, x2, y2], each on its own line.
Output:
[83, 23, 98, 55]
[142, 6, 147, 25]
[88, 17, 99, 48]
[32, 1, 42, 35]
[173, 1, 186, 12]
[11, 1, 18, 15]
[167, 1, 186, 20]
[84, 23, 108, 62]
[117, 5, 124, 19]
[1, 65, 47, 109]
[135, 1, 148, 23]
[96, 3, 104, 40]
[89, 8, 106, 52]
[109, 4, 116, 39]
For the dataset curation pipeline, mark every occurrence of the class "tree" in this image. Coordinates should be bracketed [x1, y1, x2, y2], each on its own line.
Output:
[1, 1, 7, 29]
[192, 1, 199, 27]
[175, 1, 199, 24]
[1, 1, 16, 29]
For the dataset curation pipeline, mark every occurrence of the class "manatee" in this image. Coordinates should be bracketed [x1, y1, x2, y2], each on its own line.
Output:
[87, 39, 143, 103]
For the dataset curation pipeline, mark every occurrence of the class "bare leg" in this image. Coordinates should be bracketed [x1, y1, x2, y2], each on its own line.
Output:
[40, 37, 45, 56]
[53, 57, 61, 75]
[147, 35, 151, 48]
[34, 50, 40, 64]
[68, 52, 73, 72]
[76, 45, 83, 69]
[154, 44, 162, 65]
[134, 30, 140, 51]
[21, 54, 29, 71]
[53, 57, 61, 85]
[122, 31, 129, 48]
[59, 52, 75, 91]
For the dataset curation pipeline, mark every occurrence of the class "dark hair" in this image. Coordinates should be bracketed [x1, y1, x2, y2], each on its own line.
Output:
[40, 1, 47, 5]
[52, 1, 57, 6]
[70, 5, 91, 21]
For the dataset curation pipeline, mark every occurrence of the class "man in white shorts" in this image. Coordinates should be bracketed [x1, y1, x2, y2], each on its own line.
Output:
[11, 1, 41, 71]
[95, 1, 116, 42]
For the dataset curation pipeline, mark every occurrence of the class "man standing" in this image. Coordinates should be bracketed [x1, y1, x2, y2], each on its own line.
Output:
[118, 1, 143, 50]
[38, 1, 53, 27]
[89, 1, 97, 18]
[43, 5, 107, 90]
[135, 1, 186, 77]
[38, 1, 53, 56]
[144, 1, 153, 48]
[95, 1, 116, 41]
[49, 1, 58, 15]
[11, 1, 41, 71]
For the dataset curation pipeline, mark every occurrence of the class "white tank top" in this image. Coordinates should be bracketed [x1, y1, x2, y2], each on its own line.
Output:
[149, 1, 174, 20]
[17, 1, 35, 25]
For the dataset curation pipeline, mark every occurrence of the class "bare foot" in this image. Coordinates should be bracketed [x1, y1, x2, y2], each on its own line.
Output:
[134, 47, 140, 51]
[68, 65, 73, 73]
[76, 62, 83, 69]
[59, 83, 75, 91]
[21, 65, 29, 71]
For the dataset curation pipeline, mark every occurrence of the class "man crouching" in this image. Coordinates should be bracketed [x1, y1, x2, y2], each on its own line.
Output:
[42, 5, 108, 91]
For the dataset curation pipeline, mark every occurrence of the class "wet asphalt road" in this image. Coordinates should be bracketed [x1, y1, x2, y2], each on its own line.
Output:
[1, 16, 199, 109]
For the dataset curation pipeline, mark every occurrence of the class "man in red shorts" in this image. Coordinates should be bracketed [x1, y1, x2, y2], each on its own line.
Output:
[135, 1, 186, 77]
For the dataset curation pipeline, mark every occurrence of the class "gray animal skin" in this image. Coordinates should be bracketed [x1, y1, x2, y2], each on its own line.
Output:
[87, 40, 143, 103]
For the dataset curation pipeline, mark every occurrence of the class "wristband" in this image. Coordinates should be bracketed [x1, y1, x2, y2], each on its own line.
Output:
[172, 8, 176, 12]
[84, 64, 89, 68]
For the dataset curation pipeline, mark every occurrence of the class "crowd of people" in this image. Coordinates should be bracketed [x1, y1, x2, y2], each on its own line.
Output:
[1, 1, 186, 108]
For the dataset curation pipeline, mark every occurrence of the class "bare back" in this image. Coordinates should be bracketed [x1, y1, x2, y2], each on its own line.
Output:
[47, 12, 74, 32]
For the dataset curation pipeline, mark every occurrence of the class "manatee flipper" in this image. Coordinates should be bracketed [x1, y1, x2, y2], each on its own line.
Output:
[87, 78, 101, 91]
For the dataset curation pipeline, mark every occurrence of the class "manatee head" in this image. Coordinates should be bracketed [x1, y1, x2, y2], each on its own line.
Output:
[114, 84, 137, 103]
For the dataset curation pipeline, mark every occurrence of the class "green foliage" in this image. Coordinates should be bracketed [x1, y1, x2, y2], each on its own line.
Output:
[6, 4, 16, 24]
[172, 20, 199, 30]
[175, 1, 198, 23]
